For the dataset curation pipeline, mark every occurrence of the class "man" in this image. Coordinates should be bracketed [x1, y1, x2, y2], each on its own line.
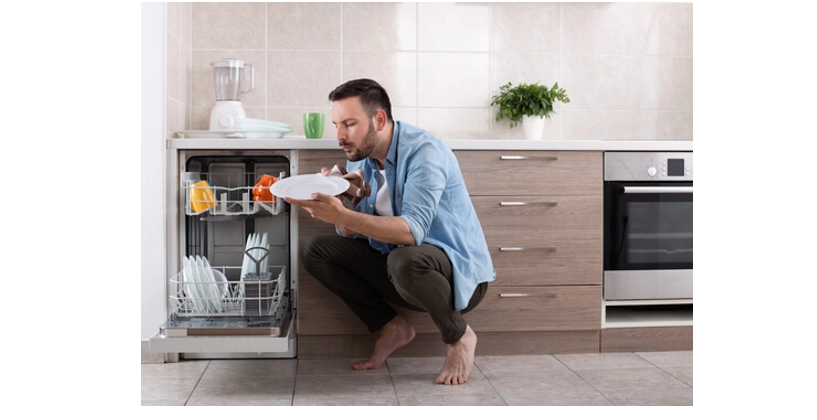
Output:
[285, 79, 495, 385]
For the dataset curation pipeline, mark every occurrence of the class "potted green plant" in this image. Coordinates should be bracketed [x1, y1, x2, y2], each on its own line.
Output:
[490, 82, 570, 140]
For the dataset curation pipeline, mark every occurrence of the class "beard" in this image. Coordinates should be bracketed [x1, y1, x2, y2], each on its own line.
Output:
[342, 120, 378, 162]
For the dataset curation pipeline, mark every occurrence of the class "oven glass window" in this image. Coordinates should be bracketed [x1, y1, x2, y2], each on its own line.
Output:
[606, 182, 693, 271]
[626, 200, 693, 266]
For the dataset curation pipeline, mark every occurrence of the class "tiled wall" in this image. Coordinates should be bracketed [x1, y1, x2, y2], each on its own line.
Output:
[166, 2, 692, 141]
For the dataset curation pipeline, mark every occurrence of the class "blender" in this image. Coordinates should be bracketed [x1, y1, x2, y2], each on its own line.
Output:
[209, 59, 255, 131]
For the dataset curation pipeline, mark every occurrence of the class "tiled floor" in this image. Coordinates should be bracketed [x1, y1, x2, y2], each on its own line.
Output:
[141, 351, 692, 406]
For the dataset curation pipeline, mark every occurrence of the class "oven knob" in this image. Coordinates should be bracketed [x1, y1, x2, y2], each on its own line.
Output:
[647, 166, 658, 177]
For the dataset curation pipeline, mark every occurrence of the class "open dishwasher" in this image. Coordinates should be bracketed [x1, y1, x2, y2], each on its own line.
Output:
[150, 150, 298, 359]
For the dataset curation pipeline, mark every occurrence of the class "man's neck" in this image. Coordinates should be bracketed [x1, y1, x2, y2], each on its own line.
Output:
[372, 122, 394, 169]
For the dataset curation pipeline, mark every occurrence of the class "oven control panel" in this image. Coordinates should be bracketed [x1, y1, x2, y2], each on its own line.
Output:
[604, 152, 693, 181]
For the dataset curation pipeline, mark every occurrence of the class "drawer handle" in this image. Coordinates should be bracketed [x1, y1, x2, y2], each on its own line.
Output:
[500, 155, 559, 161]
[500, 201, 558, 206]
[499, 292, 557, 298]
[499, 246, 558, 252]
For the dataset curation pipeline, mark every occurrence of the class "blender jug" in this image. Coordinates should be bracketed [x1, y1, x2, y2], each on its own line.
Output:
[211, 59, 255, 101]
[209, 59, 255, 130]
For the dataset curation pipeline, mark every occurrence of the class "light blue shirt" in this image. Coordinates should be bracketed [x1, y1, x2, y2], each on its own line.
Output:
[343, 121, 495, 310]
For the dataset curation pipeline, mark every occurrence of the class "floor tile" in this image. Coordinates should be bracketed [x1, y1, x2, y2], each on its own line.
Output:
[573, 367, 689, 389]
[475, 354, 570, 375]
[189, 374, 296, 405]
[293, 395, 399, 406]
[398, 393, 508, 406]
[298, 358, 389, 376]
[484, 369, 610, 406]
[293, 374, 398, 405]
[204, 359, 298, 378]
[141, 360, 209, 379]
[141, 377, 200, 404]
[597, 385, 693, 406]
[391, 371, 495, 397]
[662, 365, 693, 387]
[555, 352, 656, 371]
[635, 351, 693, 367]
[386, 356, 447, 375]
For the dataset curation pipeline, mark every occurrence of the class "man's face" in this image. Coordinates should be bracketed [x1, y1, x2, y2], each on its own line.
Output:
[331, 96, 378, 162]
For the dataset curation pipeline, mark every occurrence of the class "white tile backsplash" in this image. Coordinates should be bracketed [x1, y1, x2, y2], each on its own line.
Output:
[167, 2, 693, 140]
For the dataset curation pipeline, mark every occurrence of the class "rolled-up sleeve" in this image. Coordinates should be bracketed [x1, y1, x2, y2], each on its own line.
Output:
[398, 142, 447, 246]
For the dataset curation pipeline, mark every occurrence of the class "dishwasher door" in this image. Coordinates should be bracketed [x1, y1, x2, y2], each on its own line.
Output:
[150, 150, 299, 359]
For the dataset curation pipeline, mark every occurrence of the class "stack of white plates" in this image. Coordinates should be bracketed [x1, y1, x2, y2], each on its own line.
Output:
[233, 118, 293, 139]
[234, 118, 292, 130]
[182, 255, 228, 313]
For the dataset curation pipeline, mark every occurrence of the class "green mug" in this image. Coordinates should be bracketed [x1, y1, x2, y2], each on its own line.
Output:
[303, 112, 325, 139]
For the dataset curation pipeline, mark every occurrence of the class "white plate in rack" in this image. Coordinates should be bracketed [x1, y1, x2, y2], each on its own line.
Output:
[271, 174, 349, 200]
[182, 257, 202, 312]
[194, 256, 211, 312]
[202, 256, 223, 313]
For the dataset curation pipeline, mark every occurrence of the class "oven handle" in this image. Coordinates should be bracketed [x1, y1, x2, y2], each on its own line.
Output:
[623, 186, 693, 194]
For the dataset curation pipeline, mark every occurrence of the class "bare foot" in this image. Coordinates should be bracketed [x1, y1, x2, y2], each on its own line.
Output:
[351, 315, 416, 371]
[435, 325, 477, 385]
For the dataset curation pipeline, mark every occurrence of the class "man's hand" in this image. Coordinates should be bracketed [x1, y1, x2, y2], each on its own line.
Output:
[321, 165, 371, 208]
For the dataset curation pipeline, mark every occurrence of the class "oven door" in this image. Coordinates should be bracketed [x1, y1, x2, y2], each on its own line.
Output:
[604, 181, 692, 300]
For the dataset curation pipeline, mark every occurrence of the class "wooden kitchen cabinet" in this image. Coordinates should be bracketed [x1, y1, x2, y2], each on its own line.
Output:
[455, 150, 603, 350]
[296, 149, 605, 357]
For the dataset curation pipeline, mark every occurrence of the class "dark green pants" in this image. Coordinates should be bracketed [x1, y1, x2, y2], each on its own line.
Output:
[302, 235, 487, 344]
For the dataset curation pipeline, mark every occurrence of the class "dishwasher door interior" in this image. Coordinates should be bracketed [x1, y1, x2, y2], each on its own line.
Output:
[150, 150, 297, 359]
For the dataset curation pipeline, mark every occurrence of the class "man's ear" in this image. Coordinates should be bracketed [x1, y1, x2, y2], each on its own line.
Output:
[374, 109, 388, 131]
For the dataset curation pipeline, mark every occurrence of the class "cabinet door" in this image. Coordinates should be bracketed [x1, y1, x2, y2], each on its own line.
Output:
[455, 150, 602, 196]
[473, 194, 602, 286]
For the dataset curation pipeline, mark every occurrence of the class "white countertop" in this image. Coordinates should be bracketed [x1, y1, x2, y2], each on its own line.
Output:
[167, 137, 693, 152]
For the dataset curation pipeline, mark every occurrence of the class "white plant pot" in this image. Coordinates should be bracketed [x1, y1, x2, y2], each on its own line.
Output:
[521, 115, 545, 140]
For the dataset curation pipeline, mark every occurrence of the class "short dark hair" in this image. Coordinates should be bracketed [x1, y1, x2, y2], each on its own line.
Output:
[328, 78, 394, 123]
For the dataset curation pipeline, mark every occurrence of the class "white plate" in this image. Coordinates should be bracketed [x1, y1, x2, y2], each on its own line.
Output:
[212, 269, 233, 310]
[234, 118, 293, 130]
[176, 130, 235, 139]
[234, 129, 291, 139]
[240, 233, 255, 288]
[194, 256, 212, 312]
[182, 257, 202, 312]
[271, 174, 350, 200]
[201, 256, 223, 313]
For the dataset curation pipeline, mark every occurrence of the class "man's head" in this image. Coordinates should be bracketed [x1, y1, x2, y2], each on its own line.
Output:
[328, 78, 393, 123]
[328, 79, 394, 162]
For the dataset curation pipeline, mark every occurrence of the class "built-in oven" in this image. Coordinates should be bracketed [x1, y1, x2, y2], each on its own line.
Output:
[150, 149, 299, 359]
[603, 152, 693, 302]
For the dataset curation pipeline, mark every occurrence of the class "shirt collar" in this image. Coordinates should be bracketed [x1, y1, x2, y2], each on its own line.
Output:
[385, 120, 400, 167]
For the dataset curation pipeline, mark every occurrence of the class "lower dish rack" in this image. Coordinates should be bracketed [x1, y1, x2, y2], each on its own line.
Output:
[161, 265, 289, 337]
[170, 265, 285, 316]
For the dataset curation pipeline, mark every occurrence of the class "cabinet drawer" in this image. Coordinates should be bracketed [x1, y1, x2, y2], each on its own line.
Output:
[489, 241, 601, 286]
[473, 195, 601, 242]
[455, 150, 602, 196]
[474, 195, 601, 286]
[467, 286, 601, 332]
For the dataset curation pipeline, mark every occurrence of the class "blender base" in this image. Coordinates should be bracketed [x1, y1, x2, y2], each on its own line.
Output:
[210, 101, 246, 131]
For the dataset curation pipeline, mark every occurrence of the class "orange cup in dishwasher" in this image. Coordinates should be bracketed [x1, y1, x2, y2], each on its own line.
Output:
[253, 174, 277, 203]
[189, 180, 217, 213]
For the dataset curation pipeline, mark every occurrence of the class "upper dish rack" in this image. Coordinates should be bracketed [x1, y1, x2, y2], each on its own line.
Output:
[182, 171, 286, 216]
